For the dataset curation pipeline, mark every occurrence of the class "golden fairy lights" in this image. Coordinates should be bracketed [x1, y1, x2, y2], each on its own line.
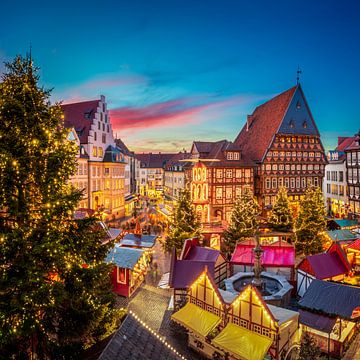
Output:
[128, 310, 186, 360]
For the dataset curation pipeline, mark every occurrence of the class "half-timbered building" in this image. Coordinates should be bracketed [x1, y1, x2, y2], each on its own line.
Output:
[234, 84, 327, 210]
[186, 140, 255, 223]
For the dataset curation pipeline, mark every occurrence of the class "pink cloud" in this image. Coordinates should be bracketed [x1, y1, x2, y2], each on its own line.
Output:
[110, 94, 254, 132]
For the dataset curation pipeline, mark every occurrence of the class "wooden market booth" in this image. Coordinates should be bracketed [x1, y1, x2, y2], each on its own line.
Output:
[230, 239, 295, 281]
[106, 244, 149, 297]
[170, 238, 229, 309]
[296, 242, 351, 297]
[298, 279, 360, 358]
[171, 269, 300, 360]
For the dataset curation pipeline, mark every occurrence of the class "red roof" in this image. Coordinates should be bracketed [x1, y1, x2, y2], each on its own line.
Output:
[336, 136, 355, 152]
[62, 99, 99, 143]
[234, 86, 297, 162]
[135, 153, 176, 168]
[299, 243, 350, 279]
[230, 243, 295, 267]
[348, 238, 360, 251]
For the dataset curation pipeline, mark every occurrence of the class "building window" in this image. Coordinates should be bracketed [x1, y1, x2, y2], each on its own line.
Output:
[234, 152, 240, 160]
[98, 122, 100, 130]
[314, 177, 319, 187]
[94, 132, 97, 141]
[227, 152, 233, 160]
[226, 187, 232, 199]
[216, 187, 223, 199]
[272, 164, 278, 171]
[265, 178, 271, 189]
[302, 177, 306, 188]
[98, 147, 103, 158]
[226, 169, 232, 178]
[285, 164, 290, 171]
[278, 177, 283, 188]
[107, 124, 109, 133]
[104, 167, 110, 175]
[290, 178, 295, 188]
[266, 164, 271, 171]
[216, 169, 222, 178]
[235, 169, 241, 179]
[279, 164, 284, 171]
[339, 171, 344, 182]
[284, 178, 289, 188]
[102, 133, 106, 143]
[235, 186, 241, 198]
[92, 146, 97, 157]
[327, 183, 331, 194]
[272, 178, 277, 189]
[296, 177, 300, 188]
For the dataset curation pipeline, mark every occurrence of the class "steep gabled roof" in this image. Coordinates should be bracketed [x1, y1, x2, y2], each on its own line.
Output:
[62, 99, 99, 143]
[234, 86, 297, 162]
[165, 151, 192, 170]
[115, 138, 133, 156]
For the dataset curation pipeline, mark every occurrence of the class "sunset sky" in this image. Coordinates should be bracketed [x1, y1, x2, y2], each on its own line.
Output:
[1, 0, 359, 152]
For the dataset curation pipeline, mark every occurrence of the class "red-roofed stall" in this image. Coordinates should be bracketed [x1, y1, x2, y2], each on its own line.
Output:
[231, 240, 295, 281]
[297, 242, 351, 297]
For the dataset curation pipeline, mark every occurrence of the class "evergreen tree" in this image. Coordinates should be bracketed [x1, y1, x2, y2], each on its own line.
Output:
[164, 188, 201, 252]
[268, 187, 293, 232]
[0, 55, 120, 358]
[223, 188, 260, 254]
[298, 332, 322, 360]
[295, 186, 327, 255]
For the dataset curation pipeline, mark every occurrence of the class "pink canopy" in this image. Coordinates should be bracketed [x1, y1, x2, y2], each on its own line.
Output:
[231, 244, 295, 267]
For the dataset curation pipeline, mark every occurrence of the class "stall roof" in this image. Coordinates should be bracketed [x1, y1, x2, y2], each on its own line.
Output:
[299, 279, 360, 320]
[299, 309, 336, 334]
[105, 245, 144, 270]
[99, 313, 183, 360]
[348, 238, 360, 251]
[334, 219, 359, 228]
[326, 230, 359, 242]
[303, 251, 349, 279]
[184, 245, 220, 262]
[121, 233, 157, 248]
[231, 243, 295, 267]
[267, 304, 299, 325]
[171, 302, 221, 337]
[212, 323, 272, 360]
[170, 258, 215, 289]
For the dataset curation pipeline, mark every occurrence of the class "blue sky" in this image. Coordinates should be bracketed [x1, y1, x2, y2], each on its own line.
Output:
[1, 0, 359, 152]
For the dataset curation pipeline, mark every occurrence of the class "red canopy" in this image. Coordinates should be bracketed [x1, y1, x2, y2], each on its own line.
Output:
[231, 243, 295, 267]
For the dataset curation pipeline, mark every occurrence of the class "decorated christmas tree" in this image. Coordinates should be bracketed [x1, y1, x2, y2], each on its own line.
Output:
[164, 188, 201, 252]
[223, 188, 260, 253]
[268, 187, 293, 232]
[295, 186, 327, 255]
[0, 55, 120, 358]
[298, 332, 321, 360]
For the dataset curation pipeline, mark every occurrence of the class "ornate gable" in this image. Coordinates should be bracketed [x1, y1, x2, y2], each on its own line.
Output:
[227, 285, 278, 339]
[188, 269, 225, 318]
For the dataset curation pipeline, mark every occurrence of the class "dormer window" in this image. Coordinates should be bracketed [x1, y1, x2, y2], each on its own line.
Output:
[303, 120, 308, 128]
[226, 152, 240, 160]
[296, 101, 301, 109]
[289, 119, 295, 128]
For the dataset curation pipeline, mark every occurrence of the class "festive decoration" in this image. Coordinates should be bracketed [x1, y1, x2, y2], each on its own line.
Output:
[268, 187, 293, 232]
[223, 188, 260, 254]
[295, 187, 327, 255]
[0, 55, 120, 358]
[298, 332, 321, 360]
[163, 188, 201, 253]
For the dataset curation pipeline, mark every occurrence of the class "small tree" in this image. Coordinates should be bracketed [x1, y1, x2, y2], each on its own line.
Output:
[164, 188, 201, 253]
[299, 332, 322, 360]
[268, 187, 293, 232]
[295, 186, 327, 255]
[223, 188, 260, 254]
